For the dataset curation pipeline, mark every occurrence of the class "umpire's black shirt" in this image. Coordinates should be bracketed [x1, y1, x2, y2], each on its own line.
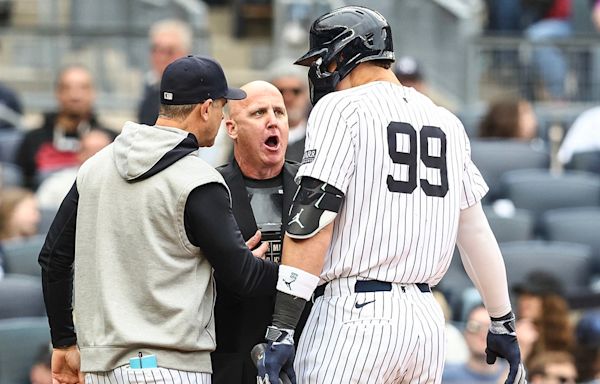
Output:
[212, 159, 311, 384]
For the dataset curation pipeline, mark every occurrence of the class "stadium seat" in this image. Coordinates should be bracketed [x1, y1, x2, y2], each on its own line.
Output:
[566, 150, 600, 174]
[500, 169, 600, 226]
[500, 240, 593, 296]
[541, 207, 600, 273]
[0, 274, 45, 319]
[0, 162, 23, 188]
[456, 105, 485, 138]
[0, 129, 23, 164]
[470, 139, 549, 201]
[2, 235, 46, 277]
[483, 206, 535, 243]
[0, 317, 50, 384]
[38, 208, 57, 235]
[436, 248, 473, 322]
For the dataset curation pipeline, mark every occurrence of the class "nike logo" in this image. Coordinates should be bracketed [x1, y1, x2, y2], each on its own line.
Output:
[354, 300, 375, 309]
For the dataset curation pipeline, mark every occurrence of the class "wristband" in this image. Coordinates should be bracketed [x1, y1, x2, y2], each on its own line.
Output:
[265, 326, 295, 345]
[490, 312, 516, 335]
[276, 265, 320, 301]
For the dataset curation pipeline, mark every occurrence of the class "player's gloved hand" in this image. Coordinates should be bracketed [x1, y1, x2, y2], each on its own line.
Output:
[485, 312, 527, 384]
[257, 326, 296, 384]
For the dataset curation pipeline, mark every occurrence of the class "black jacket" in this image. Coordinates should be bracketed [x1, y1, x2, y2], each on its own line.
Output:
[212, 159, 311, 384]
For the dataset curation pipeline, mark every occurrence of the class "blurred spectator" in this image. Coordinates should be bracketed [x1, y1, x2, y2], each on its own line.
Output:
[513, 270, 574, 363]
[594, 0, 600, 31]
[557, 106, 600, 166]
[15, 64, 111, 190]
[516, 317, 541, 364]
[137, 19, 192, 126]
[267, 57, 309, 163]
[574, 310, 600, 383]
[442, 304, 508, 383]
[0, 187, 40, 241]
[485, 0, 523, 34]
[36, 129, 113, 210]
[0, 80, 22, 130]
[523, 0, 572, 101]
[433, 290, 469, 365]
[29, 345, 52, 384]
[478, 98, 538, 140]
[527, 351, 577, 384]
[393, 56, 426, 94]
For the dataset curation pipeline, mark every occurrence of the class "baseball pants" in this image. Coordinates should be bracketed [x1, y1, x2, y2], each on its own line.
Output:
[295, 277, 446, 383]
[85, 366, 211, 384]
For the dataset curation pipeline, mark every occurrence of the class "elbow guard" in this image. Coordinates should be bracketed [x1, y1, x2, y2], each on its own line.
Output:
[286, 177, 344, 239]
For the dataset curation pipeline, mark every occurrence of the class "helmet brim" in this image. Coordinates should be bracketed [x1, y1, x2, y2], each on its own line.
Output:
[294, 48, 328, 67]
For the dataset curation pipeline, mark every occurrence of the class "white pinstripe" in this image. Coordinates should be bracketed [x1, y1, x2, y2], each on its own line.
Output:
[295, 279, 445, 383]
[298, 83, 487, 286]
[85, 366, 211, 384]
[295, 83, 486, 383]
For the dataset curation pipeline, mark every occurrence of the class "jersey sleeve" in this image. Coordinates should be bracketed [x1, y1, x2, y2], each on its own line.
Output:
[459, 124, 488, 210]
[296, 96, 356, 193]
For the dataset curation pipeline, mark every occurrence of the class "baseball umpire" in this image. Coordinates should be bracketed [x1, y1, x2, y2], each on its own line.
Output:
[256, 6, 526, 384]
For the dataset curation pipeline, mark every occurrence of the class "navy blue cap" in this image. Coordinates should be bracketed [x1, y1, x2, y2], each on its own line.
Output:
[160, 55, 246, 105]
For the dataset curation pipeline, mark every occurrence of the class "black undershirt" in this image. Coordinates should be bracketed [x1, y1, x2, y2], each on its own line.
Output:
[39, 182, 278, 347]
[243, 175, 284, 264]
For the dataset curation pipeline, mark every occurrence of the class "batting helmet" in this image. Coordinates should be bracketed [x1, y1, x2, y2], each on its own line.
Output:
[294, 6, 395, 104]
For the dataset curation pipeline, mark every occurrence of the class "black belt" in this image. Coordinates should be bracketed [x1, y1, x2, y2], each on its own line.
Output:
[313, 280, 430, 299]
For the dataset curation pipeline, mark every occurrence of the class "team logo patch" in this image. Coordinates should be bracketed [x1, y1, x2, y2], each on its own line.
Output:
[301, 149, 317, 165]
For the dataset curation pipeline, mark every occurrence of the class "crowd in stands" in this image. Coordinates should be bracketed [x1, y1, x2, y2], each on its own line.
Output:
[1, 0, 600, 382]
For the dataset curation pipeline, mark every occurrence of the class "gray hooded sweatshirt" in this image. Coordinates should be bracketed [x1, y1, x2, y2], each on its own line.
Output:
[74, 122, 226, 372]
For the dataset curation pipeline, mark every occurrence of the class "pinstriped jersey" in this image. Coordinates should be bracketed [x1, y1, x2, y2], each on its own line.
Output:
[296, 81, 488, 286]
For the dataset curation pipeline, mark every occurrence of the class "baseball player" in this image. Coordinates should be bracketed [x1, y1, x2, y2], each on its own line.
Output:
[256, 6, 526, 384]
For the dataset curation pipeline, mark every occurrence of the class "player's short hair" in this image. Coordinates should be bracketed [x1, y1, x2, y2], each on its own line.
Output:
[371, 60, 394, 70]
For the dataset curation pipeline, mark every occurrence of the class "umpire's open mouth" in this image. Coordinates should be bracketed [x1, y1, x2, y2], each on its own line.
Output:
[264, 135, 280, 151]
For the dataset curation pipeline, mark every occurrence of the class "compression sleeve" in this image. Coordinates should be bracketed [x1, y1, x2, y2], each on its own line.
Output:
[184, 182, 278, 297]
[39, 182, 78, 348]
[456, 202, 512, 318]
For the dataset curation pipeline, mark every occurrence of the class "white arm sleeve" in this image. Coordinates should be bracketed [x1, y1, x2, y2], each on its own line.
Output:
[456, 202, 512, 318]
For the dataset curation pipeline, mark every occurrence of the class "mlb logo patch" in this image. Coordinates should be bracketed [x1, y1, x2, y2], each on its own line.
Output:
[301, 149, 317, 165]
[163, 92, 173, 100]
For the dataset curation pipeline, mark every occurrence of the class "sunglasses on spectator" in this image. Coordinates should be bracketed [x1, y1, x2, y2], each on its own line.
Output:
[465, 320, 487, 334]
[278, 87, 304, 96]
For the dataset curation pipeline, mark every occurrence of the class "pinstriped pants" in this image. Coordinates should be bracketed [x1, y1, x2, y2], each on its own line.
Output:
[295, 280, 446, 383]
[85, 365, 211, 384]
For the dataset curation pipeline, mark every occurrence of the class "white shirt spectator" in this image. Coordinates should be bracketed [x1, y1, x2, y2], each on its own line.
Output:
[558, 106, 600, 164]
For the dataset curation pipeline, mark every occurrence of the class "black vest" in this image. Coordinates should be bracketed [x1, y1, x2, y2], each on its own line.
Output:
[212, 160, 312, 384]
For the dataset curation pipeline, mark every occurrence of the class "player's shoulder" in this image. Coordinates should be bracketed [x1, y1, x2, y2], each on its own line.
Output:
[312, 88, 357, 112]
[411, 89, 464, 128]
[436, 105, 464, 128]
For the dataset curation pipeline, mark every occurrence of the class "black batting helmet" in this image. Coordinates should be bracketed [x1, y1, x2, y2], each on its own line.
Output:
[294, 6, 395, 104]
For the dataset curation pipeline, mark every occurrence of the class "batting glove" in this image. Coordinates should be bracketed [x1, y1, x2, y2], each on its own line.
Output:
[257, 326, 297, 384]
[486, 312, 527, 384]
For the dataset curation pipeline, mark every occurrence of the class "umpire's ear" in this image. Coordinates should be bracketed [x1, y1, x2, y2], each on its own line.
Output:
[225, 118, 238, 140]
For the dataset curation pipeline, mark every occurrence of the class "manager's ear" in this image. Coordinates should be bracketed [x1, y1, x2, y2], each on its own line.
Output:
[198, 99, 213, 121]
